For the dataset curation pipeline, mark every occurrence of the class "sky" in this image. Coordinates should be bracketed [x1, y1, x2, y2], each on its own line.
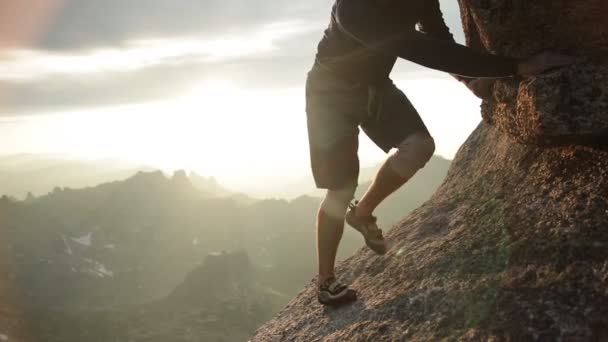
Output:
[0, 0, 482, 190]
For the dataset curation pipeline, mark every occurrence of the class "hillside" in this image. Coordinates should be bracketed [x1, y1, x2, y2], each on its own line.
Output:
[0, 171, 326, 341]
[252, 0, 608, 340]
[0, 154, 449, 341]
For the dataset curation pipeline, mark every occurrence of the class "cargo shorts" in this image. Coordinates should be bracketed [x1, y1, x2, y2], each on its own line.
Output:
[305, 64, 430, 190]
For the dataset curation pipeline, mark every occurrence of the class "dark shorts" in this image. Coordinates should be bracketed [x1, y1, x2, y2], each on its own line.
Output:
[306, 65, 430, 190]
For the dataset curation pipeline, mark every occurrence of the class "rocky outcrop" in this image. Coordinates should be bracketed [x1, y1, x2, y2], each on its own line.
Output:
[252, 1, 608, 340]
[459, 0, 608, 146]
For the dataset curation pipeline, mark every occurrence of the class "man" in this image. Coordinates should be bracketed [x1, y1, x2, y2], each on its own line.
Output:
[307, 0, 574, 306]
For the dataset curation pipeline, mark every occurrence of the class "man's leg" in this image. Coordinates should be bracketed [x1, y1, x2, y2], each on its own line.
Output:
[305, 65, 367, 304]
[355, 131, 435, 218]
[317, 186, 356, 285]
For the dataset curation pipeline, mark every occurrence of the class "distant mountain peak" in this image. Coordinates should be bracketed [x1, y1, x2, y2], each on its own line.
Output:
[188, 171, 232, 197]
[171, 169, 195, 188]
[172, 169, 188, 180]
[129, 170, 166, 183]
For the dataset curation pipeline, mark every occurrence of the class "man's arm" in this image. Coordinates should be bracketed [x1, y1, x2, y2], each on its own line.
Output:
[336, 0, 519, 78]
[397, 30, 519, 78]
[415, 2, 576, 98]
[335, 1, 574, 80]
[417, 0, 472, 84]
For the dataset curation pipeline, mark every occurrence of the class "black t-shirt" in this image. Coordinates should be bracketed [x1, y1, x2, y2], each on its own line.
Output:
[316, 0, 519, 84]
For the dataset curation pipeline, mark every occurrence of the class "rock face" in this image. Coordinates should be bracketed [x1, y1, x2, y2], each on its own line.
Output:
[459, 0, 608, 146]
[252, 1, 608, 341]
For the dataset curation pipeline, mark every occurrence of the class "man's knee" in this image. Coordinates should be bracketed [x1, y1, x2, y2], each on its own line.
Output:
[320, 184, 357, 219]
[389, 132, 435, 178]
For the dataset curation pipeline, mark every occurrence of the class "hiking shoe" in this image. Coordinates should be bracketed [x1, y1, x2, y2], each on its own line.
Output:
[317, 277, 357, 306]
[345, 201, 388, 255]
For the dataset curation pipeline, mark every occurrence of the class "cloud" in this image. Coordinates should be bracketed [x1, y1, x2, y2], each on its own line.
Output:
[0, 21, 317, 81]
[0, 56, 309, 115]
[0, 22, 321, 115]
[37, 0, 331, 51]
[0, 0, 465, 116]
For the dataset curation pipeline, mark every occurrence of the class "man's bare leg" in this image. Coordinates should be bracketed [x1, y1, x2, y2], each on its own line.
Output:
[355, 159, 409, 217]
[356, 132, 435, 218]
[317, 187, 356, 285]
[316, 208, 344, 284]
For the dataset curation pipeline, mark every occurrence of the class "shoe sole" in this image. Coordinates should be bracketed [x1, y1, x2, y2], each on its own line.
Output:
[318, 289, 358, 306]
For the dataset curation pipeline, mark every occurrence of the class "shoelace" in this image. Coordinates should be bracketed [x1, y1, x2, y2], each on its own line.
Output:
[320, 277, 346, 293]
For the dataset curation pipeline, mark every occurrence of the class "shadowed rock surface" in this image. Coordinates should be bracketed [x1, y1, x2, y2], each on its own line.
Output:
[251, 1, 608, 340]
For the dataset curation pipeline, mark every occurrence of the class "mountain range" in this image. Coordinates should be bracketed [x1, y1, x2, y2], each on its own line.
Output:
[0, 155, 450, 341]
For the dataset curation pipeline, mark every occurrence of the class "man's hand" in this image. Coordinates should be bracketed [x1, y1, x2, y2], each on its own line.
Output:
[517, 51, 577, 77]
[464, 78, 495, 100]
